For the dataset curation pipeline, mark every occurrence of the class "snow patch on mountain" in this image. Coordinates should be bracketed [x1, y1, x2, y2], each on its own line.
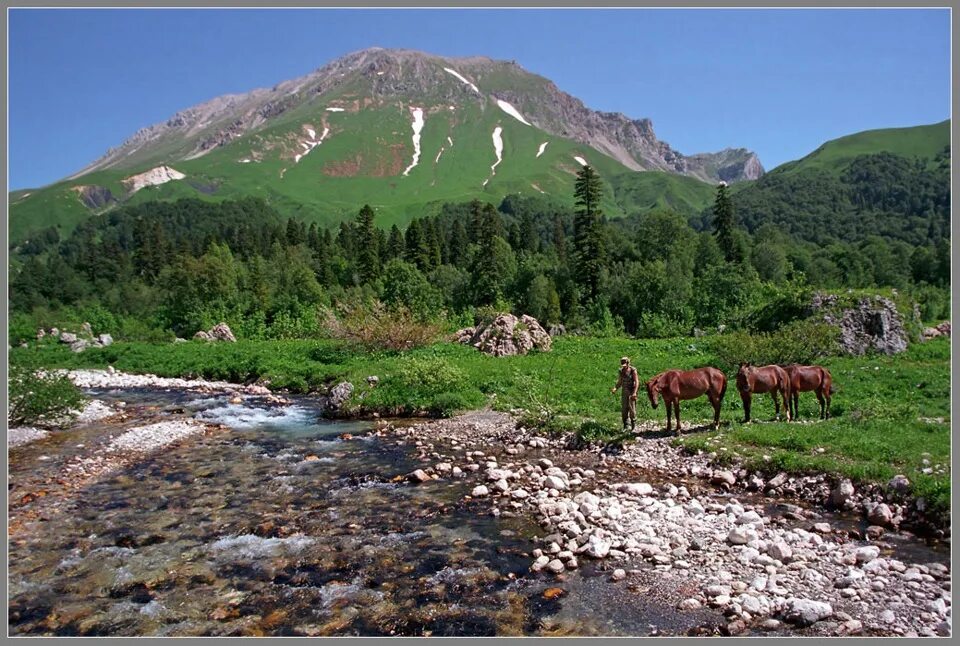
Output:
[531, 183, 546, 194]
[443, 67, 480, 93]
[435, 147, 444, 164]
[536, 142, 548, 158]
[402, 107, 425, 176]
[326, 107, 345, 112]
[294, 127, 331, 164]
[496, 100, 531, 126]
[573, 156, 588, 167]
[122, 166, 186, 194]
[447, 136, 454, 147]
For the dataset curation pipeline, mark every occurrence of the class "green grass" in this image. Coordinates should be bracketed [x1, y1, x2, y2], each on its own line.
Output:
[610, 170, 716, 217]
[772, 119, 949, 175]
[11, 334, 949, 518]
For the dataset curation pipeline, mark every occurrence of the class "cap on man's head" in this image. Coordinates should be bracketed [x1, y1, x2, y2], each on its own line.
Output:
[620, 357, 630, 365]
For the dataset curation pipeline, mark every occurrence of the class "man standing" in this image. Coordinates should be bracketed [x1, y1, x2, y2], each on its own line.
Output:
[611, 356, 639, 432]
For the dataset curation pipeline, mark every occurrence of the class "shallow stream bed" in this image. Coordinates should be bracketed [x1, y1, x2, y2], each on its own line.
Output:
[9, 390, 727, 636]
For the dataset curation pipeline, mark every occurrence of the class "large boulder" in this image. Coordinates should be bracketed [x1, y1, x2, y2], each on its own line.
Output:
[194, 322, 237, 343]
[454, 313, 552, 357]
[325, 381, 355, 415]
[812, 293, 909, 355]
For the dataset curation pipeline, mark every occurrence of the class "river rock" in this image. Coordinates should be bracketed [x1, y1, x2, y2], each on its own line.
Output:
[531, 556, 550, 572]
[585, 535, 611, 558]
[407, 469, 430, 483]
[326, 382, 354, 414]
[471, 485, 489, 497]
[728, 527, 757, 545]
[867, 503, 894, 527]
[711, 470, 736, 487]
[547, 559, 565, 574]
[611, 568, 627, 581]
[887, 474, 911, 497]
[618, 482, 653, 496]
[854, 546, 880, 564]
[830, 479, 856, 509]
[544, 475, 567, 491]
[783, 598, 833, 626]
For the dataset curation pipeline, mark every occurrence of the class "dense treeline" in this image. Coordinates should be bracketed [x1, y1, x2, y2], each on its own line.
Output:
[8, 161, 950, 343]
[690, 149, 951, 247]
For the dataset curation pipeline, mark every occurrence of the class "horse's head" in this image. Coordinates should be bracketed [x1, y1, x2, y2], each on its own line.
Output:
[646, 376, 660, 409]
[736, 363, 753, 391]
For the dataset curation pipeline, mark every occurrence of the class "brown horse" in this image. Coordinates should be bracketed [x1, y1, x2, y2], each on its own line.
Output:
[646, 367, 727, 433]
[736, 363, 792, 422]
[783, 364, 834, 420]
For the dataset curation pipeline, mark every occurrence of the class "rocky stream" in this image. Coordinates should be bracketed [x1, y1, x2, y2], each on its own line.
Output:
[6, 370, 951, 637]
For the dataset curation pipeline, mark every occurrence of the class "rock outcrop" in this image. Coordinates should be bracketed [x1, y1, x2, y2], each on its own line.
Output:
[194, 322, 237, 342]
[455, 313, 552, 357]
[812, 293, 909, 355]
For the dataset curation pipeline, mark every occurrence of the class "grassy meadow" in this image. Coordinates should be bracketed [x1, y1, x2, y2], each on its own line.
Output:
[9, 333, 950, 517]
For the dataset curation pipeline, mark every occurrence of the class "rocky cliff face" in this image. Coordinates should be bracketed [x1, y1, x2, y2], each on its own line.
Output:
[71, 48, 762, 184]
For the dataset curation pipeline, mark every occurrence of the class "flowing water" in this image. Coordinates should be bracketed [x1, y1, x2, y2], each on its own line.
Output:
[8, 390, 726, 637]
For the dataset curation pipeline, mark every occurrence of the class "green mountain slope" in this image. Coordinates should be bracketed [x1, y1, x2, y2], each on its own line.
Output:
[691, 120, 951, 246]
[9, 48, 761, 244]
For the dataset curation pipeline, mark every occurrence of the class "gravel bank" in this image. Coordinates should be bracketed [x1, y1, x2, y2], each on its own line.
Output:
[381, 411, 952, 637]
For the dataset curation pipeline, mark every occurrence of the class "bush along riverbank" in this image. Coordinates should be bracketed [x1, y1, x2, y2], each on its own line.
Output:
[9, 334, 950, 532]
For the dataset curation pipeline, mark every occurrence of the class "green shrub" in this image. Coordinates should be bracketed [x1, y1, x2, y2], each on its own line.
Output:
[710, 319, 840, 372]
[395, 356, 465, 395]
[322, 301, 442, 351]
[8, 365, 87, 427]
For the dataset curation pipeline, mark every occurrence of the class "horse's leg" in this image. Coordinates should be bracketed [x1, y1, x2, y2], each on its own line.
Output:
[741, 392, 751, 423]
[791, 389, 799, 421]
[674, 401, 681, 434]
[664, 398, 672, 433]
[711, 395, 721, 429]
[816, 390, 826, 420]
[781, 387, 791, 422]
[825, 390, 832, 420]
[770, 391, 779, 420]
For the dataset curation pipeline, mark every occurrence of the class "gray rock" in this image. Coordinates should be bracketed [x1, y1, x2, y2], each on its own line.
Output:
[543, 475, 567, 491]
[887, 474, 911, 496]
[783, 598, 833, 626]
[855, 546, 880, 564]
[812, 293, 908, 355]
[454, 313, 551, 357]
[70, 340, 89, 353]
[407, 469, 431, 483]
[366, 375, 380, 387]
[712, 470, 736, 486]
[611, 568, 627, 581]
[59, 332, 78, 344]
[471, 485, 489, 497]
[97, 333, 114, 347]
[547, 559, 565, 574]
[531, 556, 550, 572]
[325, 381, 355, 414]
[867, 503, 894, 527]
[830, 479, 855, 509]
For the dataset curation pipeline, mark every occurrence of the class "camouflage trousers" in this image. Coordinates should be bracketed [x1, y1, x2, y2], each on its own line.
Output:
[621, 392, 636, 429]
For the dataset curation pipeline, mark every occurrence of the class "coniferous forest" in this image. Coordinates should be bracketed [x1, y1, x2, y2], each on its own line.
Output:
[8, 149, 951, 345]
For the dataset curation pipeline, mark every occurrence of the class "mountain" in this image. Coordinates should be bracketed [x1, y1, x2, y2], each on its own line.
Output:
[9, 48, 762, 242]
[690, 120, 951, 246]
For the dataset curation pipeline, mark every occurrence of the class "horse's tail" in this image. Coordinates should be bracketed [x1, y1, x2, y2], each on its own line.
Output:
[719, 372, 728, 401]
[821, 367, 836, 395]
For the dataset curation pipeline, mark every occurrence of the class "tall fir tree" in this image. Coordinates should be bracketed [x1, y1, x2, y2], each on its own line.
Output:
[552, 214, 567, 261]
[355, 204, 380, 282]
[573, 165, 606, 301]
[712, 181, 738, 263]
[387, 224, 405, 259]
[449, 219, 469, 266]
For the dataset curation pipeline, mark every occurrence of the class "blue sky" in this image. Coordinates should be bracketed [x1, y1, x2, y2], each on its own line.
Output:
[8, 8, 951, 189]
